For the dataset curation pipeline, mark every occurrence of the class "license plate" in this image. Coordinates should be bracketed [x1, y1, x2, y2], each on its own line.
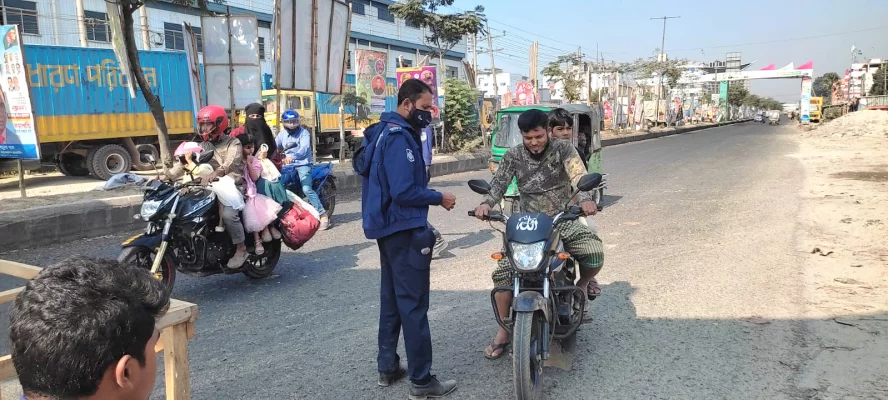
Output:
[122, 234, 142, 245]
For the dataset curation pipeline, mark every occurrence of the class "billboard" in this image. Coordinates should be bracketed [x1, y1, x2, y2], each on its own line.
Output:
[397, 66, 439, 106]
[0, 25, 39, 159]
[201, 15, 261, 110]
[356, 50, 388, 115]
[515, 81, 535, 105]
[800, 77, 812, 123]
[276, 0, 350, 94]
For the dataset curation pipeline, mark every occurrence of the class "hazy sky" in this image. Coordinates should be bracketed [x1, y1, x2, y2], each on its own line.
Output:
[450, 0, 888, 102]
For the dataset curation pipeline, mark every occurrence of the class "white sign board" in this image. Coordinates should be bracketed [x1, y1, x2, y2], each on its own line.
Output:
[201, 15, 261, 110]
[275, 0, 351, 94]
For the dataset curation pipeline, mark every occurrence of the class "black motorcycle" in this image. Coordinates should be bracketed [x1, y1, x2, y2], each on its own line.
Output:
[118, 152, 281, 291]
[468, 173, 602, 400]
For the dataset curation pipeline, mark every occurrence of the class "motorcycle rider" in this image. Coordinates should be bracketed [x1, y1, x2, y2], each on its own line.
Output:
[277, 110, 329, 230]
[472, 109, 604, 359]
[165, 105, 250, 268]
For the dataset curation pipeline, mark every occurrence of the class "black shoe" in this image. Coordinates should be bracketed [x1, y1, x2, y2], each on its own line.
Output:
[408, 376, 457, 399]
[378, 365, 407, 387]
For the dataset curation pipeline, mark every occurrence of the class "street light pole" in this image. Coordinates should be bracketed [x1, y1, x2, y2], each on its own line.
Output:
[651, 16, 680, 127]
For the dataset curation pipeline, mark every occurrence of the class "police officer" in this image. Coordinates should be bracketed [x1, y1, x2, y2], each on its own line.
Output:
[357, 79, 458, 398]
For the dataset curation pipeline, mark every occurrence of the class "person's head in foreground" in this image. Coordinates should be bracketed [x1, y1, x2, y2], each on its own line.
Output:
[10, 256, 171, 400]
[396, 78, 434, 131]
[518, 109, 550, 155]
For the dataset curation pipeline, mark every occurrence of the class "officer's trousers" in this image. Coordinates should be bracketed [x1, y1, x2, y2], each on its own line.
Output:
[376, 226, 436, 384]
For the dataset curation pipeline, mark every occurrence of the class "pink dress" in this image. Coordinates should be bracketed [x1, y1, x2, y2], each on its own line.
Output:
[241, 157, 282, 233]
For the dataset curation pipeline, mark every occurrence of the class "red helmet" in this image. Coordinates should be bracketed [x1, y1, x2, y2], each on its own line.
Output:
[197, 105, 229, 140]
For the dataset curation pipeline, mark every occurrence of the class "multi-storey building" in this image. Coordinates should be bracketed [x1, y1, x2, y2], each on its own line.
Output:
[9, 0, 466, 84]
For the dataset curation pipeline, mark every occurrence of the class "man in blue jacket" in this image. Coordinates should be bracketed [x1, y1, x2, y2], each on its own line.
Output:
[421, 125, 447, 258]
[356, 79, 458, 398]
[277, 110, 329, 229]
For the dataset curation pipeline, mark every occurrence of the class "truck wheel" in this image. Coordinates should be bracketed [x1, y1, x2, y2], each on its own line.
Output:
[57, 153, 89, 177]
[89, 144, 132, 180]
[331, 149, 341, 159]
[131, 144, 159, 171]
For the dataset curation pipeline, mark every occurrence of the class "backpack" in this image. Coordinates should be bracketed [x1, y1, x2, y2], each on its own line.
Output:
[277, 201, 319, 250]
[352, 122, 386, 177]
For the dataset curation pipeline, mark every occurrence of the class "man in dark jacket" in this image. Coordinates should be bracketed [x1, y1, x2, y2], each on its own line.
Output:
[357, 79, 458, 398]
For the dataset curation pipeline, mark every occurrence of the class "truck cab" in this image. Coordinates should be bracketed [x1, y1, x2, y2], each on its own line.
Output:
[809, 97, 823, 123]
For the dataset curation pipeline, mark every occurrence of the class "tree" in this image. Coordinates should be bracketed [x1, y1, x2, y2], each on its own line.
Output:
[326, 91, 371, 126]
[813, 72, 841, 104]
[870, 66, 887, 96]
[726, 84, 749, 107]
[541, 54, 586, 103]
[442, 78, 480, 151]
[619, 50, 686, 89]
[111, 0, 223, 165]
[389, 0, 485, 73]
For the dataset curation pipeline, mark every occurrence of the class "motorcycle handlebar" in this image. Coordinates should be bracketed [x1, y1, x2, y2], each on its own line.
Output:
[467, 210, 505, 222]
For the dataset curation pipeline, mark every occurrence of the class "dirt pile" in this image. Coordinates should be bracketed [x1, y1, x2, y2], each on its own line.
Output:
[807, 110, 888, 137]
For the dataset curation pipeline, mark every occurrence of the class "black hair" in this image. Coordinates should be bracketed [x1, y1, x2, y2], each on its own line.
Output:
[237, 133, 256, 147]
[517, 109, 549, 133]
[397, 78, 433, 106]
[549, 108, 573, 128]
[9, 256, 170, 399]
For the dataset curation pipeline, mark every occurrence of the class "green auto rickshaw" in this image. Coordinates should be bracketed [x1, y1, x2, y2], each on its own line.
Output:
[489, 103, 607, 213]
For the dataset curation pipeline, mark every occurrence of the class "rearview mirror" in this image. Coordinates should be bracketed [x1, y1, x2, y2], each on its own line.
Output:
[576, 173, 603, 192]
[144, 154, 156, 164]
[468, 179, 491, 195]
[196, 150, 215, 164]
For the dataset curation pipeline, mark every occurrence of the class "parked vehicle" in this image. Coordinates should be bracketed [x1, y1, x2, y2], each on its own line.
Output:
[244, 75, 399, 158]
[118, 152, 282, 291]
[14, 45, 198, 179]
[490, 104, 606, 213]
[809, 97, 823, 123]
[468, 173, 603, 399]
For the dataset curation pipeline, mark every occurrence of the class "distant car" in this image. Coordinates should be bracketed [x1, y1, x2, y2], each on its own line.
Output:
[753, 113, 763, 122]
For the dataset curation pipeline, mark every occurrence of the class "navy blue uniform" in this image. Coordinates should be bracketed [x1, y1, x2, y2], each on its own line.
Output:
[357, 111, 442, 384]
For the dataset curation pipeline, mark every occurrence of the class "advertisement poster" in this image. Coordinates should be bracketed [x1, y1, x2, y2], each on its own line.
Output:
[396, 66, 438, 106]
[799, 77, 812, 123]
[0, 25, 39, 159]
[515, 81, 535, 106]
[718, 81, 729, 120]
[200, 16, 261, 110]
[356, 50, 388, 114]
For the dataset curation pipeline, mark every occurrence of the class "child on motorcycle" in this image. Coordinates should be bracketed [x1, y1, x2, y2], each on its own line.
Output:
[238, 133, 283, 255]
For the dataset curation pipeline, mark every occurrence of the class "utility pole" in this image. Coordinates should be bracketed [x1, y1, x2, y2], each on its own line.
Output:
[650, 16, 680, 126]
[472, 34, 479, 87]
[530, 41, 539, 102]
[480, 22, 506, 106]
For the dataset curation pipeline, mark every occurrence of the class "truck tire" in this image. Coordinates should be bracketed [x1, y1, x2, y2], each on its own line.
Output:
[131, 144, 159, 171]
[89, 144, 132, 180]
[57, 153, 90, 177]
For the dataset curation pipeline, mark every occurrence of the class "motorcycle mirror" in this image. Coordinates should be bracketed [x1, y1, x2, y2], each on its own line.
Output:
[196, 150, 215, 164]
[468, 179, 492, 195]
[144, 153, 156, 164]
[576, 173, 603, 192]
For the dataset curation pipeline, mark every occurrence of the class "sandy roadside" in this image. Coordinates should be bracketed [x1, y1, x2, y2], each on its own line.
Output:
[792, 133, 888, 398]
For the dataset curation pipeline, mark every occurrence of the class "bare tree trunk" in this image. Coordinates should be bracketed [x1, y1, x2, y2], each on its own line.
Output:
[122, 2, 173, 165]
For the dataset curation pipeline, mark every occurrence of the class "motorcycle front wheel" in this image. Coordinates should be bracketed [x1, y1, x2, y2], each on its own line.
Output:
[319, 179, 336, 217]
[118, 246, 177, 293]
[513, 311, 544, 400]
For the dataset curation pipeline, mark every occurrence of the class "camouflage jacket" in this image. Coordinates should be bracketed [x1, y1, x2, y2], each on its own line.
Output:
[483, 139, 593, 216]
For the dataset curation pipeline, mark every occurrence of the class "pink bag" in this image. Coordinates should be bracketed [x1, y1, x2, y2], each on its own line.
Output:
[279, 201, 319, 250]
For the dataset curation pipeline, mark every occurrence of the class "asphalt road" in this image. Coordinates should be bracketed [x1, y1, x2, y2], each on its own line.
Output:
[0, 121, 809, 399]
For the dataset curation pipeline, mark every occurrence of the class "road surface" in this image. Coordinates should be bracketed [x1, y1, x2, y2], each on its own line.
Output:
[0, 122, 810, 399]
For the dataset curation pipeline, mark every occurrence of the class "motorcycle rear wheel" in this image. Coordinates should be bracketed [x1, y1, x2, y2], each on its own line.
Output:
[513, 311, 544, 400]
[319, 179, 336, 217]
[242, 239, 282, 279]
[118, 246, 177, 293]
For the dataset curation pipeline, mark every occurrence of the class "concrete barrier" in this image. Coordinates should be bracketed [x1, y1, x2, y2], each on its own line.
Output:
[0, 120, 750, 251]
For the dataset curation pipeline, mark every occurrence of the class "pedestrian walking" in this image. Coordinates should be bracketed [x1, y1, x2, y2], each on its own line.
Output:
[355, 78, 459, 399]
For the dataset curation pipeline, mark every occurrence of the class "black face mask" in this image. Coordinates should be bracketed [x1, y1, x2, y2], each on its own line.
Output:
[409, 103, 433, 130]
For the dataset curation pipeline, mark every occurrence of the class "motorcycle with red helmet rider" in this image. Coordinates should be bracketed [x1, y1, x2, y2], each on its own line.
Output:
[118, 105, 282, 289]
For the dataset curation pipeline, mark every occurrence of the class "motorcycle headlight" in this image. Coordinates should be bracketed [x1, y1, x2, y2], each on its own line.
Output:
[509, 241, 546, 272]
[140, 199, 163, 221]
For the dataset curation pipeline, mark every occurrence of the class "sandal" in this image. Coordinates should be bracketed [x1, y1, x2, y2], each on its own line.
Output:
[484, 339, 511, 360]
[587, 278, 601, 301]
